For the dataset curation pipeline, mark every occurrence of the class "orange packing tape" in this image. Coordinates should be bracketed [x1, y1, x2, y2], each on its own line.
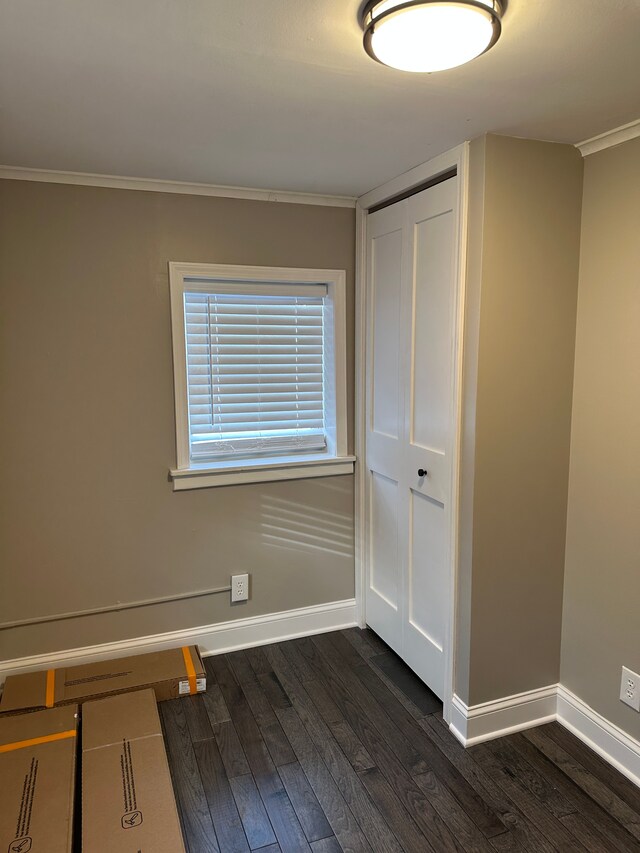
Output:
[45, 669, 55, 708]
[181, 646, 197, 695]
[0, 729, 76, 755]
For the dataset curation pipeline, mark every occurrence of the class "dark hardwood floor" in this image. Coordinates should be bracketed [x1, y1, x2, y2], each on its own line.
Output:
[161, 629, 640, 852]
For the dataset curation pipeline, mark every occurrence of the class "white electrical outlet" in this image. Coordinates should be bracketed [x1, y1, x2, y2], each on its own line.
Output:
[231, 573, 249, 603]
[620, 666, 640, 711]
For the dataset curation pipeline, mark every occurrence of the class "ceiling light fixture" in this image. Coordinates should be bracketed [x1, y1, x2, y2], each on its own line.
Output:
[362, 0, 503, 73]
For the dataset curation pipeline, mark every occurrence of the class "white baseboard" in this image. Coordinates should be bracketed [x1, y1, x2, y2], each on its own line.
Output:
[557, 685, 640, 789]
[449, 685, 558, 747]
[0, 598, 356, 687]
[450, 683, 640, 789]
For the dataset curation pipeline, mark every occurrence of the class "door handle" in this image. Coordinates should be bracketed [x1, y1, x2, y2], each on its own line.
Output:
[418, 468, 428, 478]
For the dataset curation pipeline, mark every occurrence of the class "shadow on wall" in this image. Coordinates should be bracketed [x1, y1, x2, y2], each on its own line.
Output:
[260, 479, 354, 559]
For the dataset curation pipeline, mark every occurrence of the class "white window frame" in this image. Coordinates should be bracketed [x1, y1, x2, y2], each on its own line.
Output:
[168, 262, 354, 490]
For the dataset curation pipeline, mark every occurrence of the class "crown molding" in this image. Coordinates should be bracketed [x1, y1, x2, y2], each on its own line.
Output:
[577, 119, 640, 157]
[0, 165, 357, 208]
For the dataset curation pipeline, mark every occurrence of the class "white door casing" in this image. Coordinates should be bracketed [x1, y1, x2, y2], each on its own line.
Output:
[365, 177, 458, 701]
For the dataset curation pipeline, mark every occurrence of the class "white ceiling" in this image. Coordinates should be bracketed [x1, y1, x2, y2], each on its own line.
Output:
[1, 0, 640, 197]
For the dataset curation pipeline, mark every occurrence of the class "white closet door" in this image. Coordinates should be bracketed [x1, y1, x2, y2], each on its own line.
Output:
[365, 177, 457, 700]
[364, 201, 406, 654]
[401, 179, 456, 697]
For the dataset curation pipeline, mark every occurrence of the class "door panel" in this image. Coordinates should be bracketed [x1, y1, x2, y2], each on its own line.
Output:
[410, 209, 454, 454]
[367, 470, 403, 653]
[370, 472, 400, 608]
[365, 176, 457, 699]
[407, 489, 447, 697]
[371, 228, 403, 439]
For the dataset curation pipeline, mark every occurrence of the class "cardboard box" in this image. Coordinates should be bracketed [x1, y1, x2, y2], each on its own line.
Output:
[0, 704, 79, 853]
[0, 645, 206, 713]
[82, 689, 186, 852]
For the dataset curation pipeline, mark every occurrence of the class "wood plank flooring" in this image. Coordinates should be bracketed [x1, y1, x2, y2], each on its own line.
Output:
[161, 629, 640, 852]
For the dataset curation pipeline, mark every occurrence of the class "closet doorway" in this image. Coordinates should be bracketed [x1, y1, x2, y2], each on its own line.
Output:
[361, 154, 466, 709]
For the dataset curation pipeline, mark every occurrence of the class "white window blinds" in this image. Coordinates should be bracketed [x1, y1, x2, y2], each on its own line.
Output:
[184, 284, 328, 460]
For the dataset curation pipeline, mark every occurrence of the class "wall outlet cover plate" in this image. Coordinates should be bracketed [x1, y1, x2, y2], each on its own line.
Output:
[620, 666, 640, 712]
[231, 573, 249, 603]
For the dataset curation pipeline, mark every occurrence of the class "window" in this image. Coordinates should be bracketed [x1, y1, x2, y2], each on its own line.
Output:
[169, 263, 353, 489]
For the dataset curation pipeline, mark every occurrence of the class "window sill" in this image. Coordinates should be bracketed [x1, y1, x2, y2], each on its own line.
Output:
[169, 454, 356, 491]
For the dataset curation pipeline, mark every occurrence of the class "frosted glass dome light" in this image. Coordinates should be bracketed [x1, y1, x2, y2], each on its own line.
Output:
[362, 0, 503, 73]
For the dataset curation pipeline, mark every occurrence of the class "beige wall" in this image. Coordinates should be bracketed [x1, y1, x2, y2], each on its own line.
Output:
[0, 181, 355, 661]
[560, 136, 640, 739]
[456, 135, 583, 705]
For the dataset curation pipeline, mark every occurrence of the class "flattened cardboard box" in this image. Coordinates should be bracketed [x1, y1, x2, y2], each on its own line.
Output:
[0, 704, 79, 853]
[0, 645, 206, 713]
[82, 689, 186, 853]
